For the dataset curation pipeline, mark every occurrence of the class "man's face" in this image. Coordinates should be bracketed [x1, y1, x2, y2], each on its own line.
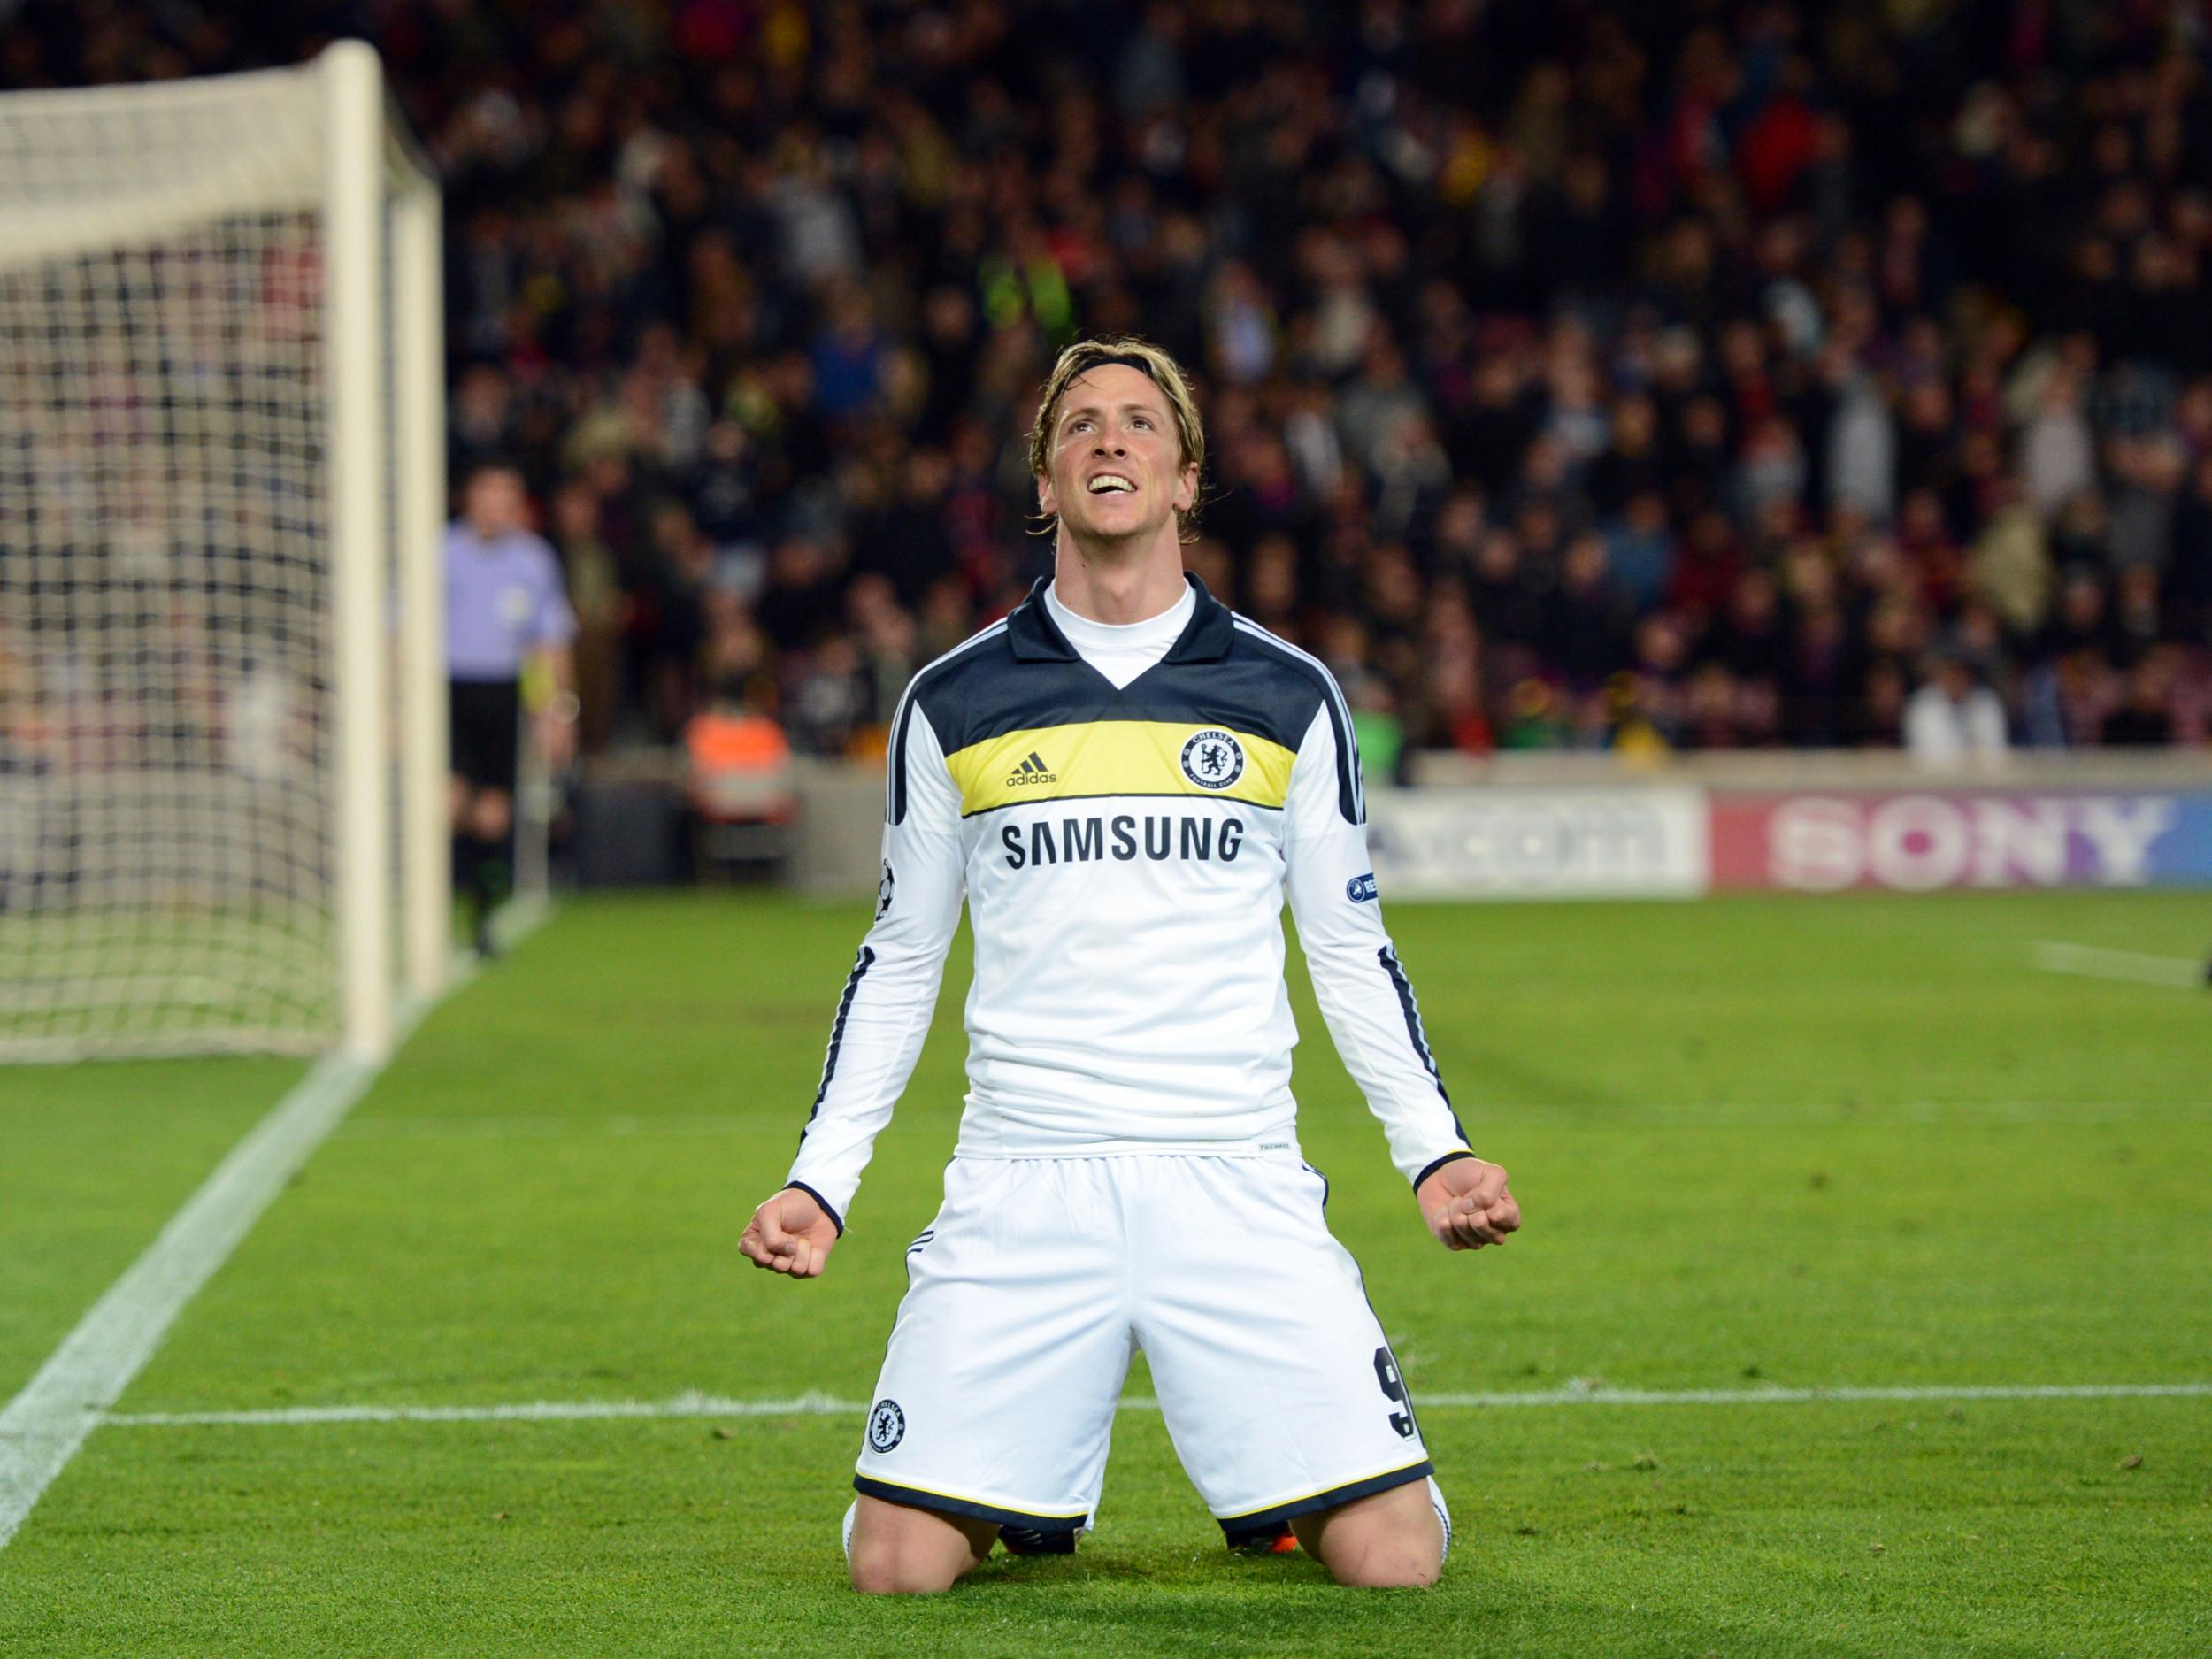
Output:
[1036, 365, 1197, 549]
[465, 470, 526, 537]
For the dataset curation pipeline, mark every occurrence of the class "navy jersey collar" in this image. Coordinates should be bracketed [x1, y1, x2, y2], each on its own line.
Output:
[1005, 572, 1233, 664]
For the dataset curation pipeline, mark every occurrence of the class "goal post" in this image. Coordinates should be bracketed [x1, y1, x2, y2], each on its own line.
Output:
[391, 146, 449, 1022]
[0, 42, 446, 1064]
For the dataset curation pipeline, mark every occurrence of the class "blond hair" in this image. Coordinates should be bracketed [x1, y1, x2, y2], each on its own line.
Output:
[1026, 336, 1207, 541]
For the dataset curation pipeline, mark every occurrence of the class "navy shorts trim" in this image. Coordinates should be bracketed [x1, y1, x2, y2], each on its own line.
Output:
[853, 1475, 1089, 1532]
[1214, 1458, 1432, 1535]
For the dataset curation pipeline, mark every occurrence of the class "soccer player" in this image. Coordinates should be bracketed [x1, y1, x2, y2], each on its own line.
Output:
[443, 460, 577, 956]
[742, 337, 1520, 1594]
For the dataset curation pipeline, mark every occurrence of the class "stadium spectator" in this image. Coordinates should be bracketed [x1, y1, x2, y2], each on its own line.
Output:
[2102, 653, 2181, 747]
[1904, 645, 2010, 770]
[548, 480, 623, 757]
[14, 0, 2212, 757]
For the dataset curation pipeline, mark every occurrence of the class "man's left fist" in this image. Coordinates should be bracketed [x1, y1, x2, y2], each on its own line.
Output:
[1417, 1157, 1520, 1251]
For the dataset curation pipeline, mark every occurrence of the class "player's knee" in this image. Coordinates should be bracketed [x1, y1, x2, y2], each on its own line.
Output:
[1294, 1481, 1446, 1588]
[472, 792, 511, 840]
[844, 1497, 987, 1594]
[1323, 1536, 1442, 1588]
[1309, 1521, 1443, 1589]
[848, 1548, 965, 1595]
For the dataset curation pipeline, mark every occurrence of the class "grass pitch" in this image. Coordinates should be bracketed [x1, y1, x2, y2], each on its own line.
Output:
[2, 887, 2208, 1656]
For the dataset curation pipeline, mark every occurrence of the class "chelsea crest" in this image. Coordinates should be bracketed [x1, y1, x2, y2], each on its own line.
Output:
[1179, 729, 1245, 790]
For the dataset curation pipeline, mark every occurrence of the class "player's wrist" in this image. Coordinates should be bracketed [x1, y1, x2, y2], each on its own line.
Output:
[1412, 1150, 1477, 1193]
[782, 1179, 846, 1235]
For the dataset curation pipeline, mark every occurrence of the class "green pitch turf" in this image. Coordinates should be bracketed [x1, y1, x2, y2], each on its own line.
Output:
[2, 888, 2208, 1656]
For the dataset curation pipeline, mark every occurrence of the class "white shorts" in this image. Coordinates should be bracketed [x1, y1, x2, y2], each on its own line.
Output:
[851, 1153, 1433, 1534]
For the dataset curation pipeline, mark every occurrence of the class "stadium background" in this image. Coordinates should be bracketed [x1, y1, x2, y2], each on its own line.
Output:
[4, 5, 2209, 1656]
[13, 0, 2212, 769]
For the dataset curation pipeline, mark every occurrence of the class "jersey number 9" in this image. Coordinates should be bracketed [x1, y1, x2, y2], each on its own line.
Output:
[1372, 1347, 1416, 1440]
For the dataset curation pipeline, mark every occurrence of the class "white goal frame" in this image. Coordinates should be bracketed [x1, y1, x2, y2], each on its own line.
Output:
[0, 42, 446, 1063]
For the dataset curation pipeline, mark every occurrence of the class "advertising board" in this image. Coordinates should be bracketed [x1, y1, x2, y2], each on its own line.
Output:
[1707, 791, 2212, 891]
[1366, 787, 1709, 900]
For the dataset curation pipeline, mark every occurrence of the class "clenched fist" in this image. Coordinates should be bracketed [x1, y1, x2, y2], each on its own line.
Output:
[1416, 1157, 1520, 1252]
[741, 1186, 841, 1279]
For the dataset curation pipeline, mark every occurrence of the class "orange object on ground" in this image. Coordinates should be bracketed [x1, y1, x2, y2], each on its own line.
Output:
[685, 709, 797, 823]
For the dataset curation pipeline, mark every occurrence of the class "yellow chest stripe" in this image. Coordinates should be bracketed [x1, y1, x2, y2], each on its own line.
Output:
[946, 722, 1294, 817]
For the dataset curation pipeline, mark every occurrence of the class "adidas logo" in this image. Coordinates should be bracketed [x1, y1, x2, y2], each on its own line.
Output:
[1005, 750, 1058, 787]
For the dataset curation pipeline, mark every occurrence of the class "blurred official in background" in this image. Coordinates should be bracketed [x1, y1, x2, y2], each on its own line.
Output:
[445, 460, 578, 955]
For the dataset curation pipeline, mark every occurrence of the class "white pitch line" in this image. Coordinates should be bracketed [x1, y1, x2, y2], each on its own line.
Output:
[339, 1111, 793, 1141]
[105, 1391, 864, 1427]
[2032, 941, 2207, 990]
[100, 1379, 2212, 1429]
[0, 903, 551, 1552]
[1420, 1380, 2212, 1408]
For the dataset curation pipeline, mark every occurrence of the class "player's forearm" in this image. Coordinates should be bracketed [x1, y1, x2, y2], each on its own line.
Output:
[1284, 794, 1471, 1187]
[1303, 939, 1472, 1187]
[784, 951, 947, 1225]
[783, 832, 961, 1225]
[1279, 701, 1465, 1182]
[787, 694, 965, 1225]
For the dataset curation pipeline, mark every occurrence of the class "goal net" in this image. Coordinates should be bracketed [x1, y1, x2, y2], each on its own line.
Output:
[0, 44, 447, 1063]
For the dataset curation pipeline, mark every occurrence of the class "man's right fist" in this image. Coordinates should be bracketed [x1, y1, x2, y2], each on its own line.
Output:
[741, 1186, 841, 1279]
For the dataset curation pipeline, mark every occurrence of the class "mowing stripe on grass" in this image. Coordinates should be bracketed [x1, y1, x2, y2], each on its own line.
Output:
[0, 902, 549, 1553]
[100, 1379, 2212, 1428]
[2032, 941, 2208, 989]
[334, 1100, 2212, 1141]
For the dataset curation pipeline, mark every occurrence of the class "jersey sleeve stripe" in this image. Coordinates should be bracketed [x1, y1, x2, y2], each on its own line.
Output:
[799, 944, 876, 1140]
[1231, 617, 1363, 824]
[886, 619, 1008, 826]
[1379, 943, 1447, 1093]
[885, 685, 917, 826]
[1378, 943, 1470, 1141]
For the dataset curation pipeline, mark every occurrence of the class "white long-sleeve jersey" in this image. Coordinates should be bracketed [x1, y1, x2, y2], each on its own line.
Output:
[784, 574, 1471, 1231]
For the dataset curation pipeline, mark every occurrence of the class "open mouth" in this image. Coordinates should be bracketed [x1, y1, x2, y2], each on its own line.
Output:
[1087, 474, 1136, 495]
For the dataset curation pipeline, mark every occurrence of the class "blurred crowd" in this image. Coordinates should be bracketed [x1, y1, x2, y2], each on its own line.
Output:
[13, 0, 2212, 765]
